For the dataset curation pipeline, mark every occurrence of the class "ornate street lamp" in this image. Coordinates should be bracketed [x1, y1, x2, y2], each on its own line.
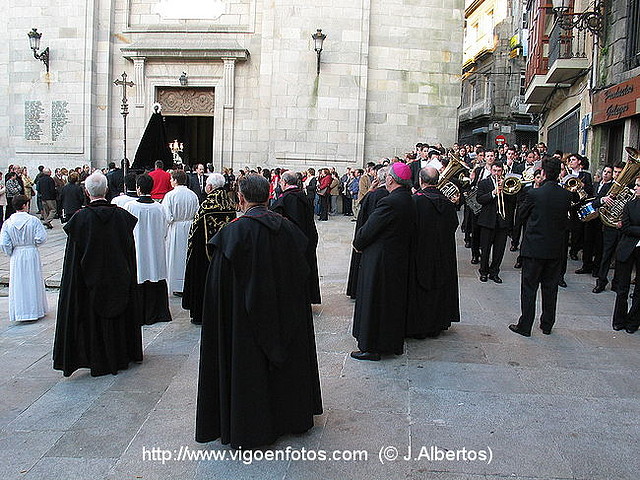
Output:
[27, 28, 50, 73]
[311, 29, 326, 75]
[179, 72, 188, 86]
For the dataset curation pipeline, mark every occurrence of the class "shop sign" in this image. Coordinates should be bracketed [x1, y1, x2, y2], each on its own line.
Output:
[593, 76, 640, 125]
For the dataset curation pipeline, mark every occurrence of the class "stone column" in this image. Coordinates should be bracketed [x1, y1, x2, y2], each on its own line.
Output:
[221, 58, 236, 168]
[132, 57, 146, 108]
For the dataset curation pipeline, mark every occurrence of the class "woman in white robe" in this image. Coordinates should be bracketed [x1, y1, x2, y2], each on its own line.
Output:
[0, 195, 47, 321]
[162, 170, 199, 295]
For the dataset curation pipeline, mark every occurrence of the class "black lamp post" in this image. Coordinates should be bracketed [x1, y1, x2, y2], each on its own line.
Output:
[311, 29, 326, 75]
[27, 28, 49, 73]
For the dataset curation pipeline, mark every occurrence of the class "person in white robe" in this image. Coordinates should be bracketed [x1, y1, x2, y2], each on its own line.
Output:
[0, 195, 47, 321]
[162, 170, 199, 296]
[111, 172, 138, 208]
[124, 174, 172, 324]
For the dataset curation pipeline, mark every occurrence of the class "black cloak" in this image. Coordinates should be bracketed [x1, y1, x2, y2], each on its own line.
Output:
[346, 187, 388, 298]
[132, 110, 173, 171]
[196, 206, 322, 448]
[352, 187, 415, 354]
[271, 186, 321, 304]
[182, 188, 236, 324]
[53, 200, 142, 377]
[407, 188, 460, 337]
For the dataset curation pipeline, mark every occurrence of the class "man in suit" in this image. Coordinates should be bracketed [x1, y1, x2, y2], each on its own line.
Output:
[611, 177, 640, 333]
[593, 163, 624, 293]
[476, 160, 510, 283]
[189, 163, 208, 202]
[467, 149, 490, 264]
[509, 158, 572, 337]
[567, 154, 594, 261]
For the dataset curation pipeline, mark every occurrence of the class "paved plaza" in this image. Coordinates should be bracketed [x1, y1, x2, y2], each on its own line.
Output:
[1, 214, 639, 480]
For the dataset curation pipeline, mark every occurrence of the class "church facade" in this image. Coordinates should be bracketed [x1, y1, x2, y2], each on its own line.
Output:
[2, 0, 464, 172]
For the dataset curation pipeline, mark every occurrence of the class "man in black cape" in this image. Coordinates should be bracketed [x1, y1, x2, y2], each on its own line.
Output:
[196, 174, 322, 449]
[351, 162, 416, 361]
[182, 173, 236, 325]
[53, 171, 142, 377]
[271, 170, 321, 304]
[346, 166, 388, 299]
[132, 105, 173, 171]
[407, 167, 460, 338]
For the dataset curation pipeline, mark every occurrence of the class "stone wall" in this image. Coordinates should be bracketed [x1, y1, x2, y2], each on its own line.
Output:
[1, 0, 464, 173]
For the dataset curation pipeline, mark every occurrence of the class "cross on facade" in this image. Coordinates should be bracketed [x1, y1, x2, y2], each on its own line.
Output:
[114, 72, 135, 189]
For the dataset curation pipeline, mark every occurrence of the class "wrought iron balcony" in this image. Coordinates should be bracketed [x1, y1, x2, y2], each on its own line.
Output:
[546, 15, 591, 83]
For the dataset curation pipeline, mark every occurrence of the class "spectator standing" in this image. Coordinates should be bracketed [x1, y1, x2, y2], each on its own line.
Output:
[148, 160, 173, 201]
[35, 168, 57, 229]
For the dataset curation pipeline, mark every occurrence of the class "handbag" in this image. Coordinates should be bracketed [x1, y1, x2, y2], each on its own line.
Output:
[317, 187, 328, 196]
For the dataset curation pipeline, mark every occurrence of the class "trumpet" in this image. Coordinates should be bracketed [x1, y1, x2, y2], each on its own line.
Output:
[561, 174, 588, 202]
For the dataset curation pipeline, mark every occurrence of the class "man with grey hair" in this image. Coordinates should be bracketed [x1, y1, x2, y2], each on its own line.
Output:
[183, 172, 236, 325]
[406, 166, 460, 339]
[54, 171, 143, 376]
[271, 170, 321, 304]
[197, 173, 322, 448]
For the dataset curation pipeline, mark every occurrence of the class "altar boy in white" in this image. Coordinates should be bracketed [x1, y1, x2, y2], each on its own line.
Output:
[162, 170, 199, 296]
[124, 174, 172, 325]
[0, 195, 47, 321]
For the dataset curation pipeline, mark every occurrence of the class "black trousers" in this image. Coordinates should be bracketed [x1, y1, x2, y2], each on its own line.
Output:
[580, 217, 600, 270]
[596, 226, 620, 286]
[613, 247, 640, 330]
[479, 226, 507, 276]
[517, 256, 563, 333]
[511, 202, 525, 248]
[569, 213, 584, 256]
[318, 194, 330, 221]
[342, 196, 353, 215]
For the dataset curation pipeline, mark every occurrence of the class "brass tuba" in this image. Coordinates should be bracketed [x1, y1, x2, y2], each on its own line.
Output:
[437, 152, 470, 203]
[599, 147, 640, 228]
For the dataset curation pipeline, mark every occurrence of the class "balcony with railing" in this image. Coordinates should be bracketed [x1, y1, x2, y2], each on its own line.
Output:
[546, 17, 590, 83]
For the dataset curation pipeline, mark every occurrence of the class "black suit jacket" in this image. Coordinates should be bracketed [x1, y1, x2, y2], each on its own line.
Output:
[616, 198, 640, 262]
[189, 173, 208, 201]
[512, 163, 535, 176]
[578, 171, 594, 197]
[592, 181, 613, 208]
[520, 181, 572, 259]
[476, 176, 510, 229]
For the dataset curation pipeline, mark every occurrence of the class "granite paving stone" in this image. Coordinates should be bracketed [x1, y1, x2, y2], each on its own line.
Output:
[1, 213, 639, 479]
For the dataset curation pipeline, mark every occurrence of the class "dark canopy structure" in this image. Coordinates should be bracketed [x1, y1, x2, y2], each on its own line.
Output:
[132, 105, 173, 171]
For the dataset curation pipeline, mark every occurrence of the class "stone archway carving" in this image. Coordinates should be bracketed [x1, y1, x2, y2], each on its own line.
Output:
[156, 87, 215, 116]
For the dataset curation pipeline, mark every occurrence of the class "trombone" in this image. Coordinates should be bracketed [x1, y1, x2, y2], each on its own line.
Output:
[496, 175, 506, 220]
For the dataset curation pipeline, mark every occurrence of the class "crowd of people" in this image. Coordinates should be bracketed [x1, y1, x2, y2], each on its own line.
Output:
[2, 137, 640, 449]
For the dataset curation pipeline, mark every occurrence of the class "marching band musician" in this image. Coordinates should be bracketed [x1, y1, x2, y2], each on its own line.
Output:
[593, 163, 624, 293]
[567, 154, 594, 263]
[476, 161, 509, 283]
[466, 149, 490, 265]
[611, 176, 640, 334]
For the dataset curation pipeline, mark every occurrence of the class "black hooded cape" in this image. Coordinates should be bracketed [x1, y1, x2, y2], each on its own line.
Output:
[53, 200, 143, 377]
[271, 186, 321, 304]
[346, 187, 388, 298]
[407, 188, 460, 337]
[132, 111, 173, 171]
[352, 187, 415, 354]
[196, 206, 322, 448]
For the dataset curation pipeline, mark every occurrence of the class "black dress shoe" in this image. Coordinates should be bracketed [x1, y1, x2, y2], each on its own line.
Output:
[508, 324, 531, 337]
[489, 274, 503, 284]
[558, 279, 567, 288]
[471, 257, 480, 265]
[350, 350, 381, 361]
[514, 261, 522, 269]
[190, 318, 202, 325]
[464, 241, 471, 248]
[592, 284, 606, 294]
[575, 267, 592, 274]
[569, 252, 579, 261]
[626, 327, 638, 334]
[479, 274, 488, 282]
[612, 324, 626, 331]
[509, 245, 518, 252]
[540, 326, 552, 335]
